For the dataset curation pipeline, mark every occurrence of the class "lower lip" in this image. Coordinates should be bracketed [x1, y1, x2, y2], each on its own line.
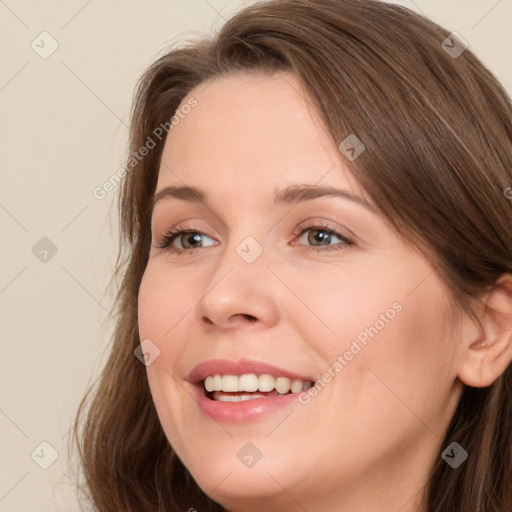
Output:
[192, 385, 300, 423]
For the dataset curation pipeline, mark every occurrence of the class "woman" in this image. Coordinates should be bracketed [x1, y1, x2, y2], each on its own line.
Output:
[70, 0, 512, 510]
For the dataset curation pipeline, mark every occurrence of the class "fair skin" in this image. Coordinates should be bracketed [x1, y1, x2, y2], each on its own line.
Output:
[137, 71, 512, 512]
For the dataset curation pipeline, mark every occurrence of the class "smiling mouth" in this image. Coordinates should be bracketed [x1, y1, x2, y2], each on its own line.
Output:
[203, 373, 315, 402]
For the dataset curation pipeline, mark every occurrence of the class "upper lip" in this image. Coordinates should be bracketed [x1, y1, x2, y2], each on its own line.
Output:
[187, 358, 316, 384]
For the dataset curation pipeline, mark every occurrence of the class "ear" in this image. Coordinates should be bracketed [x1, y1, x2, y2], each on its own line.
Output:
[457, 274, 512, 388]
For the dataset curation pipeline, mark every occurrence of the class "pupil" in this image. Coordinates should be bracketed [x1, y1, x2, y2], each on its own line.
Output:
[183, 233, 202, 248]
[309, 229, 330, 246]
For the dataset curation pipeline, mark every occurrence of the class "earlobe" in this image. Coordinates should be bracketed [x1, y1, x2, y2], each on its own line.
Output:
[457, 274, 512, 388]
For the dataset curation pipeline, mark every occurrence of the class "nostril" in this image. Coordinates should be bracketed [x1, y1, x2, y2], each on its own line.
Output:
[229, 314, 258, 323]
[201, 314, 257, 325]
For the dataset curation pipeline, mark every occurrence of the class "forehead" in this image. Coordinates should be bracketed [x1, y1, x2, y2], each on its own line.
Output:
[156, 71, 361, 197]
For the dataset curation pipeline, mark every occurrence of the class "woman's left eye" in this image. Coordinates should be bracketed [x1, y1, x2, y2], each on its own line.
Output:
[293, 226, 353, 251]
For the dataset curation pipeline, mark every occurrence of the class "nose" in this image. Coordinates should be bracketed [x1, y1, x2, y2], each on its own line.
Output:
[194, 243, 279, 331]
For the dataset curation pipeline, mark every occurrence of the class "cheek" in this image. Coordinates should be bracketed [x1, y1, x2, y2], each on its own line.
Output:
[277, 263, 406, 359]
[289, 261, 455, 408]
[333, 270, 456, 429]
[137, 264, 193, 340]
[311, 261, 452, 367]
[137, 269, 190, 456]
[137, 269, 184, 414]
[138, 268, 159, 340]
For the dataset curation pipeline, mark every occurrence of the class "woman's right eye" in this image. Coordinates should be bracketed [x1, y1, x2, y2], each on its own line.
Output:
[154, 227, 217, 255]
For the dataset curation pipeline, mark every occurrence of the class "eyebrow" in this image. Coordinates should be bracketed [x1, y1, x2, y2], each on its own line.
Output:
[151, 184, 376, 212]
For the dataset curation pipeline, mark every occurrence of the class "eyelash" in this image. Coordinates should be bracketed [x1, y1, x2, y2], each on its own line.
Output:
[154, 222, 354, 256]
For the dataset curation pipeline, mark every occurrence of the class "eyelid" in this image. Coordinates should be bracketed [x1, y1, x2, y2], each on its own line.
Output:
[292, 218, 354, 240]
[152, 217, 215, 240]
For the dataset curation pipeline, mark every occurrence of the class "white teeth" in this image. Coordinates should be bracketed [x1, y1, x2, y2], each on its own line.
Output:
[204, 376, 214, 392]
[221, 375, 238, 392]
[213, 374, 222, 391]
[258, 374, 275, 392]
[202, 373, 313, 395]
[216, 393, 267, 402]
[275, 377, 291, 394]
[217, 394, 241, 402]
[291, 378, 303, 394]
[239, 374, 259, 392]
[239, 393, 265, 401]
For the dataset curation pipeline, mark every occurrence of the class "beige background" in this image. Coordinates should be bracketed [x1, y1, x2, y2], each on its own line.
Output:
[1, 1, 511, 510]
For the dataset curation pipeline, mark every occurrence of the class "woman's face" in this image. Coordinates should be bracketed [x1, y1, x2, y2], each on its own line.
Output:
[138, 71, 466, 511]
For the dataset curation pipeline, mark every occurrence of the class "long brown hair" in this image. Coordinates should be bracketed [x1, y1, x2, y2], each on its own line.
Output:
[69, 0, 512, 510]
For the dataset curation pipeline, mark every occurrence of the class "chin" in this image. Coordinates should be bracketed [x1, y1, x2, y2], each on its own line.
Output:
[182, 448, 301, 505]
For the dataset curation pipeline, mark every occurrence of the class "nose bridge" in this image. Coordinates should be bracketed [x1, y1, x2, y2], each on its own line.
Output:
[208, 228, 268, 298]
[194, 225, 278, 328]
[217, 206, 270, 271]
